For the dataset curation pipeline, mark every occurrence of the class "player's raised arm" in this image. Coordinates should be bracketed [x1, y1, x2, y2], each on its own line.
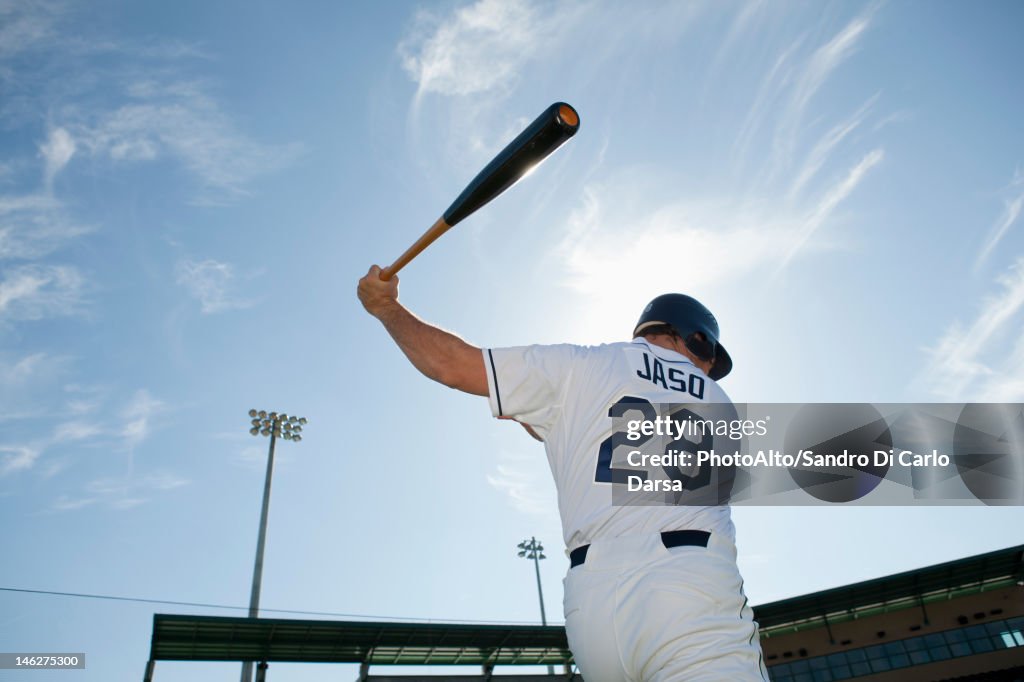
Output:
[357, 265, 488, 396]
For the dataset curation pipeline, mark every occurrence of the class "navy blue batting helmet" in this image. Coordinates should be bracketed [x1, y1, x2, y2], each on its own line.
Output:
[633, 293, 733, 380]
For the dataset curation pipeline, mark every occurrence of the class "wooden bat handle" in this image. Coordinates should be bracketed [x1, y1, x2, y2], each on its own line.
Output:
[380, 217, 452, 281]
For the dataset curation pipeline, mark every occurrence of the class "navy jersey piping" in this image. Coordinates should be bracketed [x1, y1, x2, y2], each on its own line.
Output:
[487, 349, 503, 416]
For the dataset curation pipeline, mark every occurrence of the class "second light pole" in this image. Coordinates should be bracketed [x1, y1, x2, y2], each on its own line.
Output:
[517, 537, 553, 675]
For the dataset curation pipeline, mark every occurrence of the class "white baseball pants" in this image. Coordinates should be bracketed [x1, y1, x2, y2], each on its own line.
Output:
[562, 531, 768, 681]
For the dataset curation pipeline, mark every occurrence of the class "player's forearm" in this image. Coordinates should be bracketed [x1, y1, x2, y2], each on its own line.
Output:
[373, 302, 488, 396]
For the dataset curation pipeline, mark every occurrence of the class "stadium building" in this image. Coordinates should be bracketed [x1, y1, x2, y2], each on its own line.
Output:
[757, 544, 1023, 682]
[145, 544, 1023, 681]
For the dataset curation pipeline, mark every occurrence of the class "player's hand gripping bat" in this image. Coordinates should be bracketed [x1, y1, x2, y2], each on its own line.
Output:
[379, 102, 580, 281]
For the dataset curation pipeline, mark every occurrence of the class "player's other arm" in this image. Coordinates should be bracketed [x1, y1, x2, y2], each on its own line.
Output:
[357, 265, 488, 396]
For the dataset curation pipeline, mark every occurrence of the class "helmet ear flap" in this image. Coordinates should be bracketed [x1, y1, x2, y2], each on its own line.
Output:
[683, 333, 715, 362]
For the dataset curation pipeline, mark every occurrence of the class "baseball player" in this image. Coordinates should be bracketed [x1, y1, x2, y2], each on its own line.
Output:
[358, 265, 767, 681]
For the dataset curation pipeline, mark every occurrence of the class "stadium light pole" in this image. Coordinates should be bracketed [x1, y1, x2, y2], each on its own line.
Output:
[517, 537, 554, 675]
[239, 409, 308, 682]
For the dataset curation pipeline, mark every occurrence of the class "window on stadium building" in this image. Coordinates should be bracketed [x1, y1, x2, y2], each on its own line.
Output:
[767, 617, 1024, 682]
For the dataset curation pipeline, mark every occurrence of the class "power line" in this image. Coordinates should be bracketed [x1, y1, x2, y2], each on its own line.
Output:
[0, 586, 553, 626]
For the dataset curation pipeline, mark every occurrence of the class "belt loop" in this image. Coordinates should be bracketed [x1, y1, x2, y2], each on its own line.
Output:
[569, 545, 589, 568]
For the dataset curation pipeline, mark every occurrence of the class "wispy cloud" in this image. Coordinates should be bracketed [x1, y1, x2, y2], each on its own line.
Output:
[1, 383, 187, 511]
[3, 3, 297, 205]
[0, 264, 85, 322]
[0, 384, 161, 475]
[788, 94, 879, 199]
[0, 352, 49, 384]
[40, 126, 75, 189]
[143, 471, 189, 490]
[1, 32, 92, 328]
[778, 148, 884, 271]
[75, 80, 299, 203]
[732, 38, 804, 175]
[0, 193, 90, 260]
[732, 8, 879, 187]
[0, 353, 71, 423]
[235, 443, 271, 471]
[486, 450, 556, 516]
[558, 147, 883, 339]
[0, 382, 189, 514]
[50, 494, 96, 512]
[175, 258, 255, 313]
[396, 0, 708, 183]
[708, 0, 767, 81]
[0, 0, 60, 59]
[551, 5, 887, 301]
[52, 420, 103, 443]
[924, 257, 1024, 400]
[120, 389, 162, 452]
[778, 15, 871, 156]
[0, 445, 41, 476]
[399, 0, 698, 103]
[561, 189, 789, 297]
[63, 384, 106, 416]
[48, 470, 189, 513]
[989, 336, 1024, 401]
[975, 170, 1024, 269]
[400, 0, 544, 98]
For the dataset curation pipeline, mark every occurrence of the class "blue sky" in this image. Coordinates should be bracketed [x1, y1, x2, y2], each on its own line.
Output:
[2, 1, 1023, 680]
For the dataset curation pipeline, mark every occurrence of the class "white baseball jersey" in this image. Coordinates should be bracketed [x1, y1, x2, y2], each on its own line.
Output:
[483, 337, 736, 553]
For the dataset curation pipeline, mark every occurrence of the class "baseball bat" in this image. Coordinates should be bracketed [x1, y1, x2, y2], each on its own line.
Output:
[380, 102, 579, 281]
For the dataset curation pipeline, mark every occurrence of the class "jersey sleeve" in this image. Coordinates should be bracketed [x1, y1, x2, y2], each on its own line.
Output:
[482, 344, 580, 433]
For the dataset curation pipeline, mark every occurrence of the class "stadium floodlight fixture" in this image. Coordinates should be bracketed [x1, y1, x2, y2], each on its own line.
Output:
[249, 427, 259, 436]
[246, 410, 308, 438]
[517, 537, 545, 560]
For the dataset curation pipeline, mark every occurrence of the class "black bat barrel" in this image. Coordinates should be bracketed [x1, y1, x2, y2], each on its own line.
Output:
[443, 102, 580, 227]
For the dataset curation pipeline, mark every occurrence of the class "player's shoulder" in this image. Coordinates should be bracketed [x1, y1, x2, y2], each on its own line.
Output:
[563, 339, 639, 362]
[499, 340, 634, 357]
[579, 339, 636, 353]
